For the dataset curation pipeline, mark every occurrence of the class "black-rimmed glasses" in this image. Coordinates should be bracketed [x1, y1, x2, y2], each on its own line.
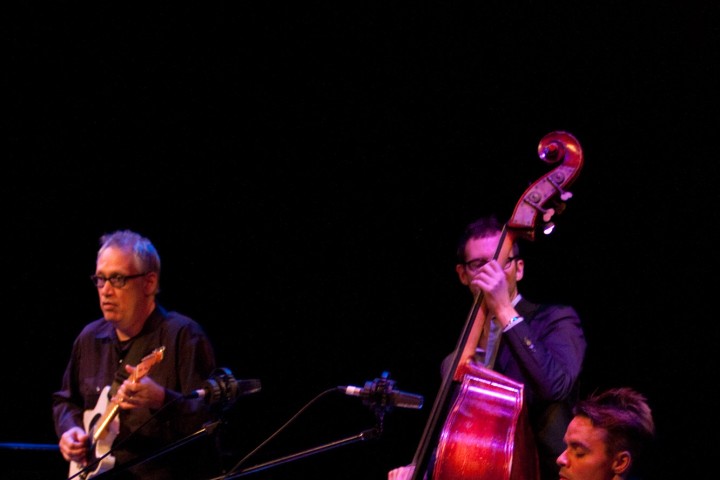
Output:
[90, 272, 148, 288]
[463, 256, 518, 274]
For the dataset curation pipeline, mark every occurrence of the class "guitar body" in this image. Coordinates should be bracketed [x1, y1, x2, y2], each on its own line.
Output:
[68, 385, 119, 479]
[67, 346, 165, 479]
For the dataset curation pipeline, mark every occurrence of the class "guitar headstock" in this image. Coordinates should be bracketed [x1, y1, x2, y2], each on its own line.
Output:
[134, 346, 166, 380]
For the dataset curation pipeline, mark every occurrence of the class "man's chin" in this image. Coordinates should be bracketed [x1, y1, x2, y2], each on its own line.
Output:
[102, 313, 121, 323]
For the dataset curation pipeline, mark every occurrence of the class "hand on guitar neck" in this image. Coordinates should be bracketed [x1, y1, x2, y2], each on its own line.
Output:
[114, 363, 168, 410]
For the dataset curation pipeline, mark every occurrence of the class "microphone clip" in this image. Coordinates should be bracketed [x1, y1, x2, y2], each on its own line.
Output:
[354, 371, 410, 422]
[339, 371, 423, 432]
[204, 367, 239, 410]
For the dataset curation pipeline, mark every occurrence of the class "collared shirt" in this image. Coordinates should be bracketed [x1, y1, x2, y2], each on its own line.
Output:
[476, 294, 522, 368]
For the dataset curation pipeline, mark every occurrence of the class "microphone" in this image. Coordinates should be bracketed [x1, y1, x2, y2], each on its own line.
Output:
[338, 372, 423, 411]
[184, 368, 261, 408]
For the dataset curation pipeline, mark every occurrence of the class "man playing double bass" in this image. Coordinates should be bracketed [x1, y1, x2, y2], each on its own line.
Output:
[390, 214, 586, 480]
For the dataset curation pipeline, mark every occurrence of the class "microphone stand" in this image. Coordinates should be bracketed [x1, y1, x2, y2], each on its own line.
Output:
[209, 374, 409, 480]
[107, 404, 384, 480]
[90, 419, 225, 479]
[216, 426, 381, 479]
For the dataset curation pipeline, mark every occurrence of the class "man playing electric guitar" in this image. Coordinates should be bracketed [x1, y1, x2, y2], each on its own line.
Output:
[53, 230, 219, 479]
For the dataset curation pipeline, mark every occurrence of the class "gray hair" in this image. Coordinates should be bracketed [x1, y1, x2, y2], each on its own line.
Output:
[98, 230, 161, 290]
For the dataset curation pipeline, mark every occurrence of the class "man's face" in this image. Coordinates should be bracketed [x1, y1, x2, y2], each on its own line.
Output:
[456, 233, 523, 295]
[95, 246, 153, 331]
[557, 416, 617, 480]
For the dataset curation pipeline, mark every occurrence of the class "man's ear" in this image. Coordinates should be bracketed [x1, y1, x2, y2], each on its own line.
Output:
[455, 263, 470, 286]
[514, 258, 525, 281]
[144, 271, 159, 295]
[611, 451, 632, 476]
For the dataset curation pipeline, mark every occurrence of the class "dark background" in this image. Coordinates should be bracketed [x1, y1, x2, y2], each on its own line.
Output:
[4, 2, 718, 479]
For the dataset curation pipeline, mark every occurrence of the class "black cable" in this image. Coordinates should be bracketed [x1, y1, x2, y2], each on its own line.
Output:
[214, 387, 338, 480]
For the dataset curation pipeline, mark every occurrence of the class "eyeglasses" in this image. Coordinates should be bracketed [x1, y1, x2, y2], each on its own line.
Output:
[463, 257, 518, 274]
[90, 272, 148, 288]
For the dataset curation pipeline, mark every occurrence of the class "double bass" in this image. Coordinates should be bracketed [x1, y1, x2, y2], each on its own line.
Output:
[408, 131, 584, 480]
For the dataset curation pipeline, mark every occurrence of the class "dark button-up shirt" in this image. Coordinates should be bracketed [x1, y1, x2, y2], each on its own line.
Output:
[53, 305, 217, 479]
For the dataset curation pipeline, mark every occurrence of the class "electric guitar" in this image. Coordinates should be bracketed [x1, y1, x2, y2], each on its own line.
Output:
[68, 346, 165, 480]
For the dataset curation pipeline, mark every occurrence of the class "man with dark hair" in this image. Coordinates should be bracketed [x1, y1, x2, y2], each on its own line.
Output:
[390, 214, 586, 480]
[449, 214, 586, 478]
[557, 387, 655, 480]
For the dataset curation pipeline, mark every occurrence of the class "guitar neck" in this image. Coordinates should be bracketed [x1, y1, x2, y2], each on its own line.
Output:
[92, 401, 120, 443]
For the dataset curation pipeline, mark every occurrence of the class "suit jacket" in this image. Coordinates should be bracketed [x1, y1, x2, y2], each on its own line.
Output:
[499, 297, 586, 479]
